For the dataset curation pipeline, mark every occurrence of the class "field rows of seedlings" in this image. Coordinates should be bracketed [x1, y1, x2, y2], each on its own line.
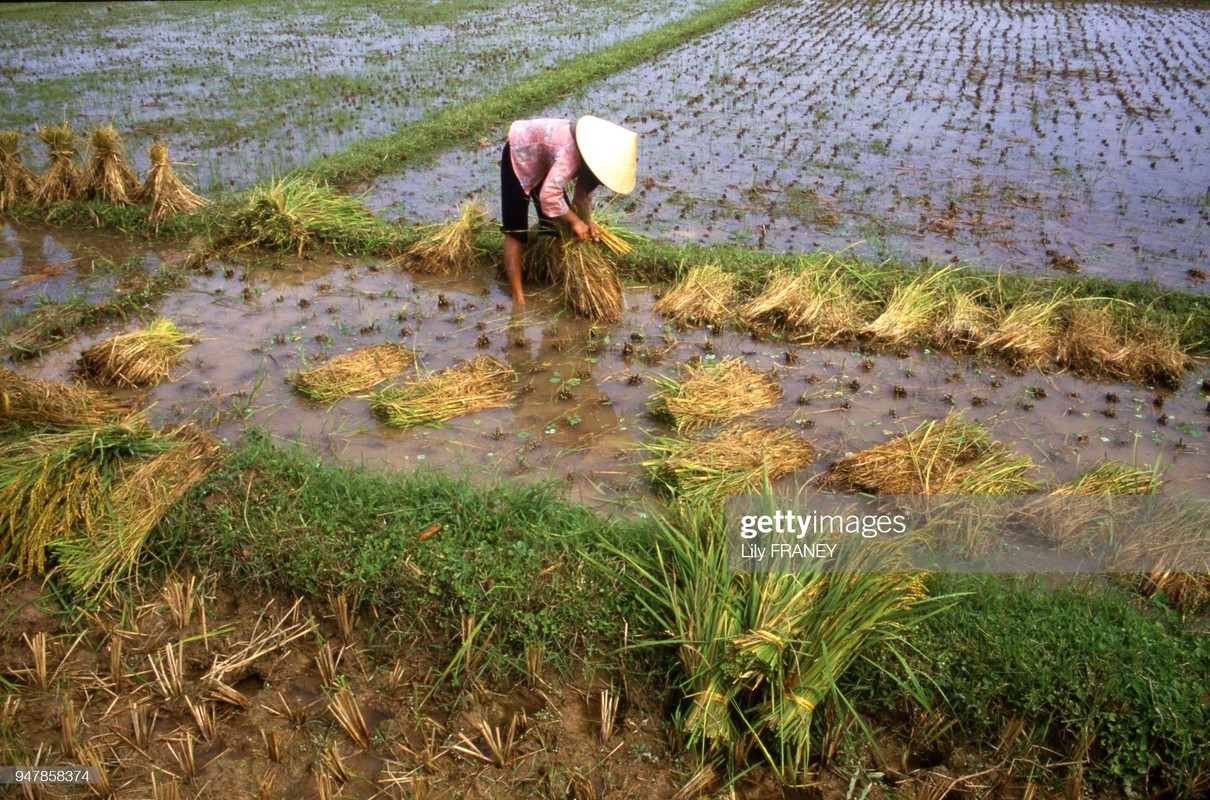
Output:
[0, 0, 715, 191]
[371, 0, 1210, 289]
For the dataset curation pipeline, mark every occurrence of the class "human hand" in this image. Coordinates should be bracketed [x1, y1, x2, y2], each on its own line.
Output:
[586, 221, 602, 242]
[570, 218, 591, 241]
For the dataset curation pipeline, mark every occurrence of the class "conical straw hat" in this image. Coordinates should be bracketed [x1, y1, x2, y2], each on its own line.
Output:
[575, 116, 637, 195]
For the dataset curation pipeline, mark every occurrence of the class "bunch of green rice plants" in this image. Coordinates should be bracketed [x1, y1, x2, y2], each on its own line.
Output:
[860, 268, 955, 346]
[225, 175, 384, 256]
[648, 357, 782, 433]
[370, 355, 514, 428]
[978, 286, 1069, 371]
[642, 425, 816, 502]
[740, 264, 868, 345]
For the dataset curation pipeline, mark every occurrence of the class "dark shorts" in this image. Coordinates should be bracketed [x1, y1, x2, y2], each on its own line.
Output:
[500, 143, 566, 244]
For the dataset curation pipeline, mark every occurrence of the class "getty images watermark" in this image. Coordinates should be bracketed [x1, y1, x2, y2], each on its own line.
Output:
[726, 493, 1210, 574]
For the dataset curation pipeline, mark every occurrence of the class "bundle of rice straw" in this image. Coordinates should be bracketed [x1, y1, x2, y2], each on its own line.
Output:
[370, 355, 514, 428]
[522, 232, 563, 285]
[1024, 459, 1160, 550]
[860, 269, 951, 346]
[77, 318, 194, 389]
[1106, 498, 1210, 614]
[654, 263, 738, 327]
[1115, 319, 1189, 389]
[938, 291, 995, 350]
[83, 125, 139, 206]
[0, 418, 171, 576]
[134, 140, 208, 224]
[403, 203, 486, 275]
[739, 268, 865, 344]
[978, 296, 1066, 370]
[0, 130, 41, 212]
[0, 367, 130, 428]
[560, 238, 624, 323]
[52, 427, 223, 599]
[644, 425, 816, 500]
[32, 122, 83, 208]
[287, 343, 414, 402]
[225, 175, 382, 256]
[595, 224, 634, 256]
[649, 357, 783, 433]
[820, 415, 1037, 495]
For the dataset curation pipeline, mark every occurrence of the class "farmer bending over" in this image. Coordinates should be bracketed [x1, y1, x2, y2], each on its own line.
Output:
[501, 116, 638, 305]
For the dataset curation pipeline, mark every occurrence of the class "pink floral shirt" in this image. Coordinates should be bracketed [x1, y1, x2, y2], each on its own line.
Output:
[508, 118, 583, 218]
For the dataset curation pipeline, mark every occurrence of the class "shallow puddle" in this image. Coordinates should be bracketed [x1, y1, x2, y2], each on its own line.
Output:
[3, 223, 1207, 505]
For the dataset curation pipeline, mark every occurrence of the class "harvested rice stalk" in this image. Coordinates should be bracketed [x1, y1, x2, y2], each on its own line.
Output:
[0, 367, 131, 427]
[644, 425, 816, 501]
[52, 427, 224, 599]
[1026, 460, 1160, 549]
[649, 357, 782, 433]
[560, 238, 624, 323]
[77, 318, 194, 389]
[740, 268, 864, 344]
[521, 232, 562, 285]
[596, 225, 634, 256]
[978, 296, 1066, 370]
[404, 203, 486, 275]
[654, 263, 738, 326]
[370, 355, 514, 428]
[287, 343, 414, 402]
[860, 269, 952, 346]
[0, 130, 41, 211]
[134, 140, 208, 223]
[1108, 499, 1210, 614]
[0, 418, 171, 576]
[820, 415, 1037, 495]
[225, 175, 376, 256]
[1057, 303, 1127, 381]
[83, 126, 138, 206]
[1115, 319, 1189, 389]
[33, 122, 83, 208]
[938, 291, 994, 350]
[1052, 460, 1161, 497]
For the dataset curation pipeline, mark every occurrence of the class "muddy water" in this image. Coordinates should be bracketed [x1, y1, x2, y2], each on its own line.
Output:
[0, 0, 716, 192]
[3, 223, 1207, 504]
[368, 0, 1210, 290]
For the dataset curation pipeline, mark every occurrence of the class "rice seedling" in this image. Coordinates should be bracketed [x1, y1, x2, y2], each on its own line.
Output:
[370, 355, 514, 428]
[287, 342, 413, 402]
[978, 294, 1067, 370]
[648, 357, 782, 432]
[643, 425, 816, 501]
[53, 428, 224, 599]
[654, 263, 739, 326]
[521, 230, 563, 285]
[83, 126, 138, 206]
[741, 265, 869, 344]
[133, 140, 208, 225]
[598, 688, 619, 744]
[402, 202, 486, 275]
[77, 318, 195, 389]
[329, 689, 371, 749]
[0, 368, 131, 428]
[0, 130, 40, 211]
[820, 415, 1037, 495]
[596, 225, 635, 256]
[0, 419, 174, 576]
[186, 697, 217, 742]
[938, 290, 995, 350]
[33, 122, 83, 208]
[559, 238, 625, 323]
[860, 268, 952, 346]
[224, 175, 379, 256]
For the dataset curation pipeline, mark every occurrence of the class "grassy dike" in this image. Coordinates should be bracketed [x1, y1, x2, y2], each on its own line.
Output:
[141, 431, 1210, 796]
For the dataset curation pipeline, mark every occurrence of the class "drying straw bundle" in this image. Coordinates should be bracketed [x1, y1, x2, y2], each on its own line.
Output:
[403, 203, 487, 275]
[938, 291, 995, 350]
[0, 130, 40, 212]
[370, 355, 514, 429]
[1107, 498, 1210, 614]
[134, 140, 208, 224]
[0, 367, 130, 428]
[740, 267, 864, 344]
[77, 318, 194, 389]
[820, 415, 1037, 495]
[654, 263, 738, 327]
[559, 238, 625, 323]
[33, 122, 83, 208]
[595, 225, 634, 256]
[53, 427, 223, 599]
[860, 269, 950, 346]
[83, 125, 139, 206]
[978, 296, 1066, 370]
[287, 343, 414, 402]
[649, 357, 783, 433]
[1114, 319, 1189, 389]
[644, 425, 816, 501]
[1024, 459, 1160, 550]
[521, 232, 563, 285]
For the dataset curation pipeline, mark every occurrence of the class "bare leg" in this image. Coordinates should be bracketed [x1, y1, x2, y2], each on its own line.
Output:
[503, 233, 526, 305]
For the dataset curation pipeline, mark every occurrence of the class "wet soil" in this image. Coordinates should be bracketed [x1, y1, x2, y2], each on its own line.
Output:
[368, 0, 1210, 290]
[3, 223, 1208, 506]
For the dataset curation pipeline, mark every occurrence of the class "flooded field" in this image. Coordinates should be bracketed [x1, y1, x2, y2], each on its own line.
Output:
[368, 0, 1210, 289]
[0, 0, 714, 191]
[4, 224, 1207, 506]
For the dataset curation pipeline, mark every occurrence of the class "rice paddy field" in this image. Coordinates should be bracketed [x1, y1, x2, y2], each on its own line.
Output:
[369, 0, 1210, 289]
[4, 1, 1210, 798]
